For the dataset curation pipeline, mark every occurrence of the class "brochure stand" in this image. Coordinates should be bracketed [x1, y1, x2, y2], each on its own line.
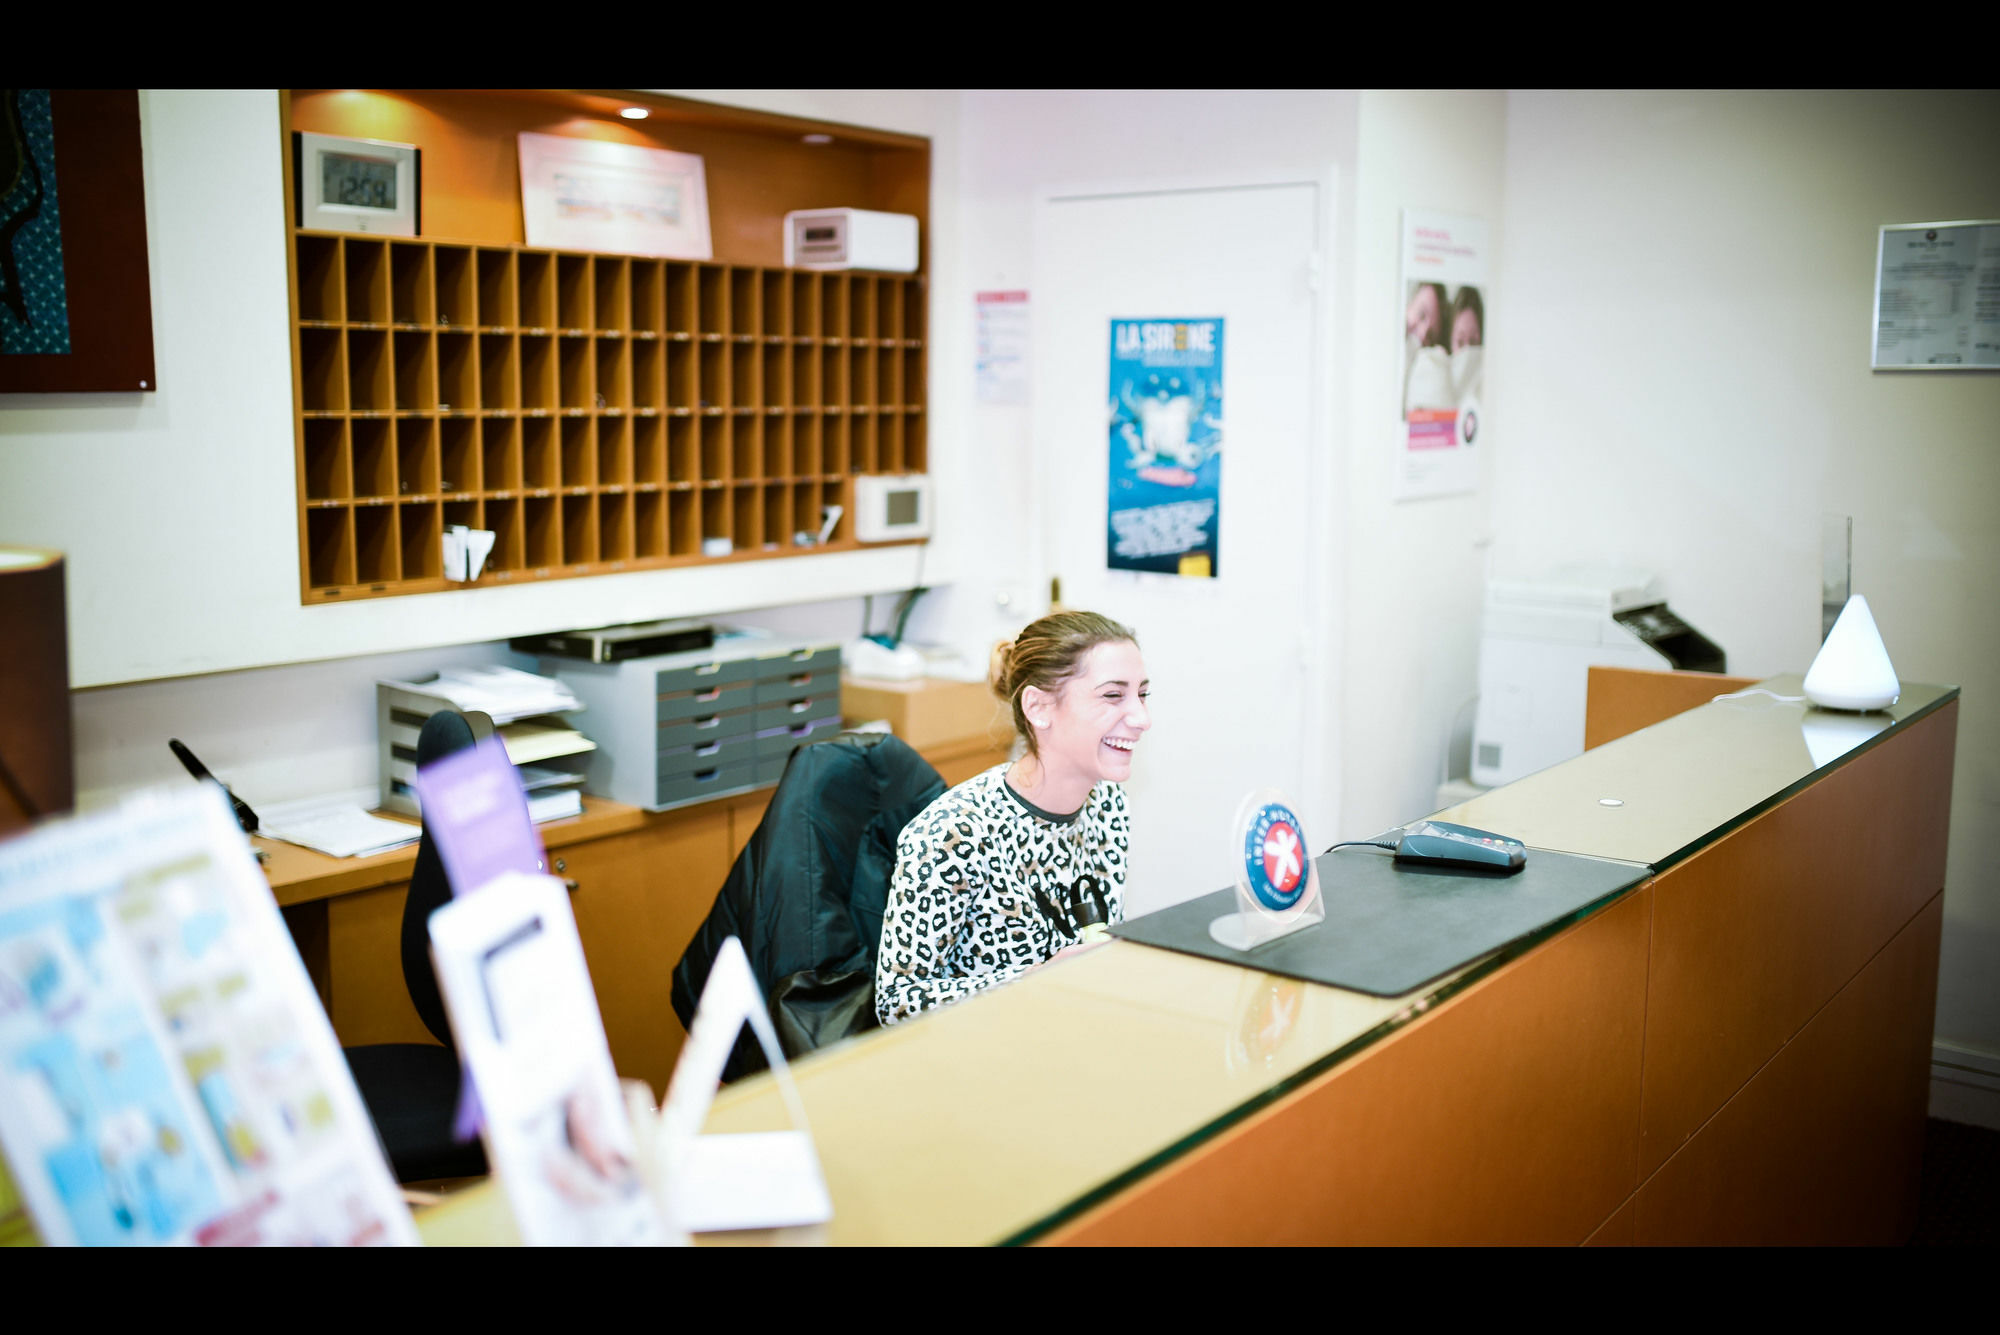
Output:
[1208, 787, 1326, 951]
[648, 937, 833, 1234]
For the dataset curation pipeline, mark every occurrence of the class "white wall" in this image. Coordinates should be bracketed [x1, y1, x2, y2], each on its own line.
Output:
[1496, 89, 2000, 1060]
[950, 90, 1365, 841]
[1339, 91, 1508, 839]
[0, 89, 961, 690]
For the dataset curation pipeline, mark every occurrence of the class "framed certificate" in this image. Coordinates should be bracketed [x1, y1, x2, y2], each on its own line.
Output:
[293, 130, 420, 237]
[1871, 219, 2000, 370]
[517, 132, 711, 260]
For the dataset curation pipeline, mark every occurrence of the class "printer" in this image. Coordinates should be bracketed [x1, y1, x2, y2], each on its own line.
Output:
[1470, 566, 1725, 788]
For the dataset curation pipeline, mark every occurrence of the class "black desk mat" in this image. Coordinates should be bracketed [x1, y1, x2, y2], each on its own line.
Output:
[1110, 844, 1649, 997]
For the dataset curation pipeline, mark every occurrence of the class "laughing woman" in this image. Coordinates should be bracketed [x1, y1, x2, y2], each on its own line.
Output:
[874, 611, 1151, 1025]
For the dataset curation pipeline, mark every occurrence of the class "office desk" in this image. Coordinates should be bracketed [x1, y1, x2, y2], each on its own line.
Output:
[270, 733, 1010, 1097]
[418, 675, 1957, 1245]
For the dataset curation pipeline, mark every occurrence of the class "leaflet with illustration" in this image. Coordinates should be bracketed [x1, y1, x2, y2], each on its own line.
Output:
[0, 784, 416, 1246]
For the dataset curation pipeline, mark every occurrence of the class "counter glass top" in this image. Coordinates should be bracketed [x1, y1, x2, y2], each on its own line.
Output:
[1434, 674, 1957, 871]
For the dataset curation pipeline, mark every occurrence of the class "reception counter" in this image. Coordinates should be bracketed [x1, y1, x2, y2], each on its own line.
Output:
[419, 673, 1959, 1245]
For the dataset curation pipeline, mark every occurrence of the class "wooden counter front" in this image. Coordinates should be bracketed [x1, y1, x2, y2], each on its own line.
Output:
[408, 674, 1958, 1245]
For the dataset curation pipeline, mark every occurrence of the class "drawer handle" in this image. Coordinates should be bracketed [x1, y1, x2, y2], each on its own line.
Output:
[789, 673, 811, 688]
[788, 722, 814, 738]
[788, 699, 810, 713]
[562, 878, 580, 894]
[695, 662, 721, 675]
[693, 715, 721, 729]
[790, 649, 812, 662]
[697, 686, 722, 702]
[693, 768, 719, 783]
[695, 741, 721, 757]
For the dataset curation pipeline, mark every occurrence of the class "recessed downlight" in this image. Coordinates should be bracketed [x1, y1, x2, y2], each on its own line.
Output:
[619, 107, 650, 120]
[801, 132, 833, 145]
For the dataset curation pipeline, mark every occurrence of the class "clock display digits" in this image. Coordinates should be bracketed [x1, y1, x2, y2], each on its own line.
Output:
[323, 151, 398, 211]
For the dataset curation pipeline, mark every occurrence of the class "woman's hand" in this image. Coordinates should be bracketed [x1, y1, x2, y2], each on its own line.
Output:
[1043, 936, 1112, 967]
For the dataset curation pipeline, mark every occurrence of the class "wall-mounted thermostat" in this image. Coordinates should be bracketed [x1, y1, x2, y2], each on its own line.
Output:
[784, 208, 919, 273]
[854, 474, 933, 543]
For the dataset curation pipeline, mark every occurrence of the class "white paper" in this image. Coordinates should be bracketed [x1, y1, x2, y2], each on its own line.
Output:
[526, 788, 583, 825]
[256, 788, 422, 859]
[443, 526, 497, 582]
[674, 1132, 829, 1233]
[415, 666, 582, 725]
[976, 290, 1030, 405]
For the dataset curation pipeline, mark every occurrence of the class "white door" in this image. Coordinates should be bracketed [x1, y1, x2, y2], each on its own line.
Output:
[1033, 180, 1329, 917]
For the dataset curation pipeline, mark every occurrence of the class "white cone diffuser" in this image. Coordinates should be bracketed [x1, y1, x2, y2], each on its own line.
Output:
[1803, 594, 1900, 711]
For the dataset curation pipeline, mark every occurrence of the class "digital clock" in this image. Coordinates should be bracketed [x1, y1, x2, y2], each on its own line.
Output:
[294, 131, 420, 236]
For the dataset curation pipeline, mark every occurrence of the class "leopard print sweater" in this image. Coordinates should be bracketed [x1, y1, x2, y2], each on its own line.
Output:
[874, 763, 1129, 1026]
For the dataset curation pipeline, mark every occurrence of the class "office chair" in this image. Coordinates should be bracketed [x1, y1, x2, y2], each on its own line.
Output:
[671, 731, 946, 1083]
[341, 709, 492, 1184]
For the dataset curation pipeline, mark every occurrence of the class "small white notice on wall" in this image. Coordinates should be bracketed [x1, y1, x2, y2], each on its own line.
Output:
[976, 290, 1030, 405]
[1872, 220, 2000, 370]
[1397, 210, 1488, 502]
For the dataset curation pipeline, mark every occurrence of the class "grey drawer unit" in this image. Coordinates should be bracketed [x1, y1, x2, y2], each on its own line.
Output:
[756, 715, 843, 757]
[542, 633, 843, 811]
[657, 758, 761, 809]
[753, 647, 841, 702]
[753, 694, 840, 733]
[658, 676, 754, 723]
[655, 655, 758, 696]
[657, 705, 756, 753]
[661, 731, 759, 777]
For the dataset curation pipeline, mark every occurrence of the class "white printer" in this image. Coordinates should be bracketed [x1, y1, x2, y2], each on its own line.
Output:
[1470, 565, 1726, 788]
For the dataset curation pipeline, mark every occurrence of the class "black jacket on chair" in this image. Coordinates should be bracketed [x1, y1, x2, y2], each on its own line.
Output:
[671, 731, 946, 1083]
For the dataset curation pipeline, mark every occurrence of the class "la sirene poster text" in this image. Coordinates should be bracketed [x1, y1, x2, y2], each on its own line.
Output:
[1106, 317, 1224, 577]
[1398, 210, 1488, 501]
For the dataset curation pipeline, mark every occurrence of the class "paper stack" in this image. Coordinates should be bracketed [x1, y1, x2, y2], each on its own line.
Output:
[378, 665, 596, 820]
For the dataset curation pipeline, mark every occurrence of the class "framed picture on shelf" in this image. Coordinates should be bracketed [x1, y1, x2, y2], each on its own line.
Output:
[293, 130, 420, 236]
[517, 132, 711, 260]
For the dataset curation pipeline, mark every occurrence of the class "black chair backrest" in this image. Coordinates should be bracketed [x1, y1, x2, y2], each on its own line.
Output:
[670, 731, 945, 1081]
[398, 708, 486, 1047]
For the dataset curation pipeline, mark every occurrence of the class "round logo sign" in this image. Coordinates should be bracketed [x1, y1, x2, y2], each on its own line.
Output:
[1242, 801, 1309, 912]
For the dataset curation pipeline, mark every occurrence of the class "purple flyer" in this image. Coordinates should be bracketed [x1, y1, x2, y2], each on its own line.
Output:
[408, 734, 550, 1140]
[408, 735, 548, 897]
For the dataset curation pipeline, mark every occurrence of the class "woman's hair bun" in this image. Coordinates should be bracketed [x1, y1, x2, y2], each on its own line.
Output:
[988, 638, 1017, 701]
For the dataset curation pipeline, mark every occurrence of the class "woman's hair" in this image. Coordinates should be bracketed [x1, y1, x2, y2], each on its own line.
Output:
[1450, 285, 1483, 341]
[990, 610, 1138, 757]
[1409, 281, 1449, 348]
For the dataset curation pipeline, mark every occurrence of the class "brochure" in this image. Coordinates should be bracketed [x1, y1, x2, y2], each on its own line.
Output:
[0, 784, 416, 1246]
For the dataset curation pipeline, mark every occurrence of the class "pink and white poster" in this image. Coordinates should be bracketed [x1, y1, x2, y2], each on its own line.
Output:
[1397, 210, 1488, 501]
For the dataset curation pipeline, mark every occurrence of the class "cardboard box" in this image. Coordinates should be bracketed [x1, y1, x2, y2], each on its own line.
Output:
[841, 675, 1011, 750]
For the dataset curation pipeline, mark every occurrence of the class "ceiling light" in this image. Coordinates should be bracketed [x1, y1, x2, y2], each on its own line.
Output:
[620, 107, 650, 120]
[801, 133, 833, 145]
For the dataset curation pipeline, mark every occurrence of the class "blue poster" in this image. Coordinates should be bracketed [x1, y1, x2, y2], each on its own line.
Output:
[1106, 317, 1223, 577]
